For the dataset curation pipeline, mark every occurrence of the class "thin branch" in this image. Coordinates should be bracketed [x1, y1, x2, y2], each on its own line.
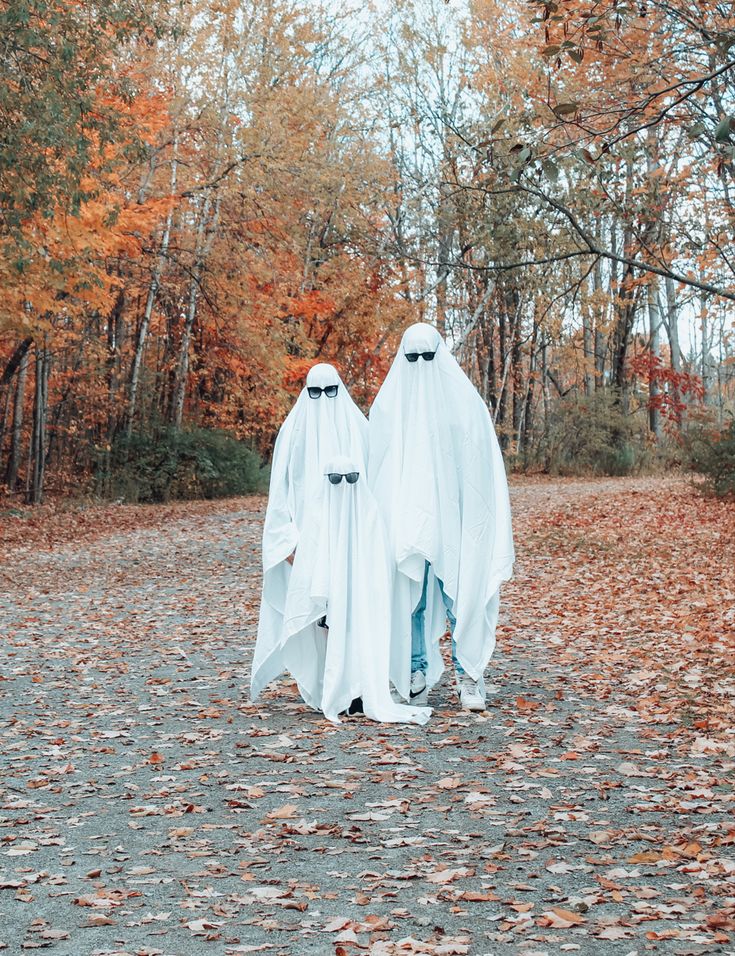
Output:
[179, 153, 261, 198]
[591, 59, 735, 154]
[515, 181, 735, 302]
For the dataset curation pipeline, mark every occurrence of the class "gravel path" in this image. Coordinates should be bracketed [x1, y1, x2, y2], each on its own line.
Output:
[1, 478, 733, 956]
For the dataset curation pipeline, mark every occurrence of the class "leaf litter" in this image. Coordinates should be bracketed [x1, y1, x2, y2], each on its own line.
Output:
[1, 476, 734, 954]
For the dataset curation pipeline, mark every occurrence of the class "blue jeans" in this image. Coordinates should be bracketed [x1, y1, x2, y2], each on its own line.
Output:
[411, 561, 465, 676]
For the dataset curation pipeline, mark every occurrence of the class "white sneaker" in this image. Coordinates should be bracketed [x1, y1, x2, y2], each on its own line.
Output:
[409, 670, 428, 705]
[457, 675, 486, 712]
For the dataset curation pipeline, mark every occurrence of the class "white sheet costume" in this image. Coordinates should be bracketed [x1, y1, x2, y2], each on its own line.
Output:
[251, 367, 429, 725]
[368, 322, 514, 702]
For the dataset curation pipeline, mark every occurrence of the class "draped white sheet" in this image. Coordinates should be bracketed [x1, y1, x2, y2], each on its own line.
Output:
[250, 364, 368, 702]
[251, 371, 428, 724]
[273, 454, 431, 724]
[368, 323, 515, 696]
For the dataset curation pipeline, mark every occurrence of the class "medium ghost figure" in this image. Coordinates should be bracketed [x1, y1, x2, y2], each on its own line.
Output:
[369, 322, 515, 711]
[251, 366, 428, 724]
[254, 454, 430, 725]
[251, 364, 367, 702]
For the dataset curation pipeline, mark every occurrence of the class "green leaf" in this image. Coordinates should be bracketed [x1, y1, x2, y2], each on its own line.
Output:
[568, 47, 584, 63]
[542, 160, 560, 183]
[714, 117, 735, 144]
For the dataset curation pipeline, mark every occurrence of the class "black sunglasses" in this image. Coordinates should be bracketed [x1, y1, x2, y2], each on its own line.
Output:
[404, 350, 436, 363]
[327, 472, 359, 485]
[307, 384, 339, 399]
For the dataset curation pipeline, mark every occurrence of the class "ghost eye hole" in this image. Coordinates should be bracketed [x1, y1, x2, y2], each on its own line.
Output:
[327, 472, 360, 485]
[404, 350, 436, 363]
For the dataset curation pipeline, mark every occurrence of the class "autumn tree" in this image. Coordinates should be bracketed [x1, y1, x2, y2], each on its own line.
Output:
[2, 0, 733, 500]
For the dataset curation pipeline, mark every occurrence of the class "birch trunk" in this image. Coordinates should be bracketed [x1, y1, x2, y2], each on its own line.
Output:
[582, 305, 594, 397]
[647, 278, 661, 438]
[171, 191, 221, 428]
[592, 220, 606, 390]
[128, 136, 178, 435]
[700, 296, 714, 407]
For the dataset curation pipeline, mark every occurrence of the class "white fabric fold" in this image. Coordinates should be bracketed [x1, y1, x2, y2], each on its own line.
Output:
[368, 322, 515, 696]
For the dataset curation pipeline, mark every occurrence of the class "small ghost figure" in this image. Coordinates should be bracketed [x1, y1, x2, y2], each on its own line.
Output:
[254, 453, 431, 725]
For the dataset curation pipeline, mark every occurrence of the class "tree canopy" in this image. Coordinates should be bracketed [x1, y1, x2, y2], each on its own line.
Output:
[1, 0, 733, 501]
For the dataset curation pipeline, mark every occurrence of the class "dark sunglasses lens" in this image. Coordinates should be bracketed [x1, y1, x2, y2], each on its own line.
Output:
[345, 472, 359, 484]
[405, 352, 419, 362]
[327, 473, 342, 484]
[307, 387, 322, 399]
[423, 351, 436, 361]
[324, 384, 339, 397]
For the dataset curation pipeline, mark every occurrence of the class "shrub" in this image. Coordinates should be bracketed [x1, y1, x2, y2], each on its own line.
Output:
[687, 419, 735, 498]
[98, 426, 268, 503]
[542, 392, 650, 477]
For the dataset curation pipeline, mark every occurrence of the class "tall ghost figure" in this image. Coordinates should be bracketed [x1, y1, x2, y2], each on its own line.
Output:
[368, 323, 515, 711]
[251, 364, 367, 702]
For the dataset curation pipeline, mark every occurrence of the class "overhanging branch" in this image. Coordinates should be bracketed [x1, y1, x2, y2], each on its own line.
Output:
[515, 181, 735, 303]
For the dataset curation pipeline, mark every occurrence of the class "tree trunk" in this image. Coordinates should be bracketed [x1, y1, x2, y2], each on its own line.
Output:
[520, 314, 539, 461]
[109, 291, 125, 445]
[510, 291, 523, 444]
[611, 167, 638, 409]
[540, 333, 551, 470]
[495, 289, 509, 447]
[128, 137, 178, 435]
[435, 171, 452, 336]
[0, 337, 33, 463]
[611, 265, 635, 408]
[593, 220, 606, 390]
[171, 190, 221, 428]
[583, 274, 594, 397]
[0, 385, 10, 468]
[661, 277, 684, 430]
[171, 266, 201, 429]
[5, 348, 29, 490]
[28, 342, 50, 505]
[647, 278, 661, 438]
[0, 336, 33, 389]
[644, 128, 662, 438]
[700, 296, 714, 406]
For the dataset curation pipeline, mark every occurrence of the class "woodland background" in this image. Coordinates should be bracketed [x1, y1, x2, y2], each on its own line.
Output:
[1, 0, 734, 505]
